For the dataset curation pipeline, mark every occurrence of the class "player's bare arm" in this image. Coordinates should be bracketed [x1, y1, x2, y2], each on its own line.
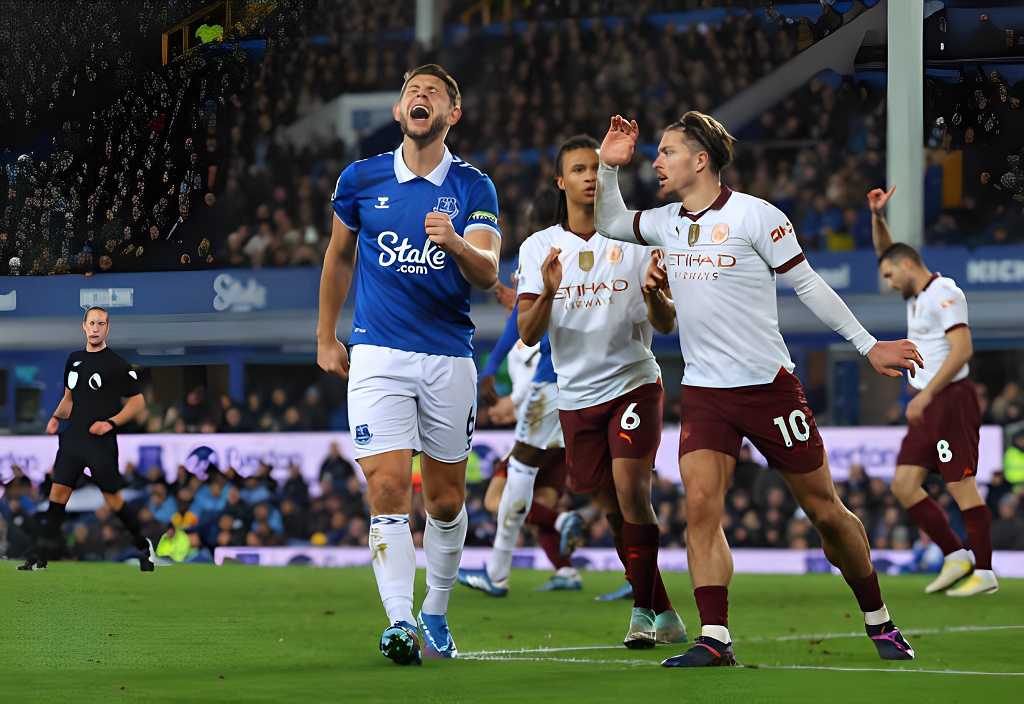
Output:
[47, 387, 73, 434]
[424, 213, 500, 289]
[90, 393, 145, 436]
[517, 247, 561, 346]
[906, 325, 973, 425]
[594, 117, 646, 244]
[316, 214, 358, 378]
[868, 185, 895, 258]
[642, 250, 675, 335]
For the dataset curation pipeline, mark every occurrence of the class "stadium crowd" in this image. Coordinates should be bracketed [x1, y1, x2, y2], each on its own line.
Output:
[6, 1, 1022, 278]
[4, 441, 1024, 564]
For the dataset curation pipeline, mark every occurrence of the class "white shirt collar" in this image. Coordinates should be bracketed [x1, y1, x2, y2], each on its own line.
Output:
[393, 143, 453, 186]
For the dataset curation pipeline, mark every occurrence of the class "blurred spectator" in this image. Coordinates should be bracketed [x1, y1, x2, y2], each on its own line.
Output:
[990, 382, 1022, 425]
[990, 494, 1024, 550]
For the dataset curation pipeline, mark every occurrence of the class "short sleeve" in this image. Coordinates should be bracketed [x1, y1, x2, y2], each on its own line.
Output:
[635, 206, 674, 247]
[63, 354, 75, 389]
[464, 177, 502, 239]
[331, 164, 360, 231]
[937, 285, 969, 333]
[120, 360, 142, 397]
[749, 200, 804, 271]
[516, 238, 544, 300]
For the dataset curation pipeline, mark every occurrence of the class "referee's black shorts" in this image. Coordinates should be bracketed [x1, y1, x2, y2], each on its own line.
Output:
[52, 433, 126, 494]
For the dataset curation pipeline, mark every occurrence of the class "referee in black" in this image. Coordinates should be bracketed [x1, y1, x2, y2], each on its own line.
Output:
[18, 306, 155, 571]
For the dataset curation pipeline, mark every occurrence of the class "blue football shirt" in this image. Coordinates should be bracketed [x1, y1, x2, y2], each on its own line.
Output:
[333, 145, 501, 357]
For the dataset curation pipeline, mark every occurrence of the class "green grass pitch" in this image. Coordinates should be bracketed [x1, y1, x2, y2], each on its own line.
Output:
[2, 562, 1021, 702]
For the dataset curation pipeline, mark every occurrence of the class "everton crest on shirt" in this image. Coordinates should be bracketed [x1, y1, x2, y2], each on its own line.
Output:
[332, 145, 501, 357]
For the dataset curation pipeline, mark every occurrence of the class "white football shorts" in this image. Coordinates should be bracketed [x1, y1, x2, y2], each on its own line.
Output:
[514, 381, 563, 450]
[347, 344, 478, 462]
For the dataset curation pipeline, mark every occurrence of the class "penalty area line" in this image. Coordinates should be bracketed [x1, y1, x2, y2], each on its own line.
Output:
[461, 624, 1024, 657]
[757, 665, 1024, 677]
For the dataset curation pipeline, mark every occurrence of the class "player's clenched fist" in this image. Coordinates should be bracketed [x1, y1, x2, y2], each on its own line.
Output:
[318, 337, 351, 378]
[425, 212, 464, 254]
[866, 338, 924, 378]
[541, 247, 563, 295]
[599, 115, 639, 167]
[47, 416, 61, 435]
[89, 421, 113, 435]
[643, 250, 669, 294]
[867, 184, 896, 214]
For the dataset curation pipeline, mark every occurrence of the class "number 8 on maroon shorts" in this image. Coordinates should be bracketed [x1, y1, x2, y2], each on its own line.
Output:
[558, 383, 664, 494]
[679, 368, 824, 473]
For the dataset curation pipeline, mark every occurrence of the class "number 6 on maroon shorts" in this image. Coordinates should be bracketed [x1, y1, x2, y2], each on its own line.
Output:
[678, 368, 824, 473]
[558, 383, 664, 494]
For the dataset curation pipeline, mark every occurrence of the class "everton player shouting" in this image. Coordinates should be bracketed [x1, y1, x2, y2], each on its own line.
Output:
[516, 135, 686, 649]
[869, 185, 997, 597]
[317, 65, 501, 665]
[595, 113, 923, 666]
[18, 307, 154, 572]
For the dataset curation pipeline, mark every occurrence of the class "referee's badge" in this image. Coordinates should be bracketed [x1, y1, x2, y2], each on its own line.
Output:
[579, 251, 594, 272]
[688, 224, 700, 247]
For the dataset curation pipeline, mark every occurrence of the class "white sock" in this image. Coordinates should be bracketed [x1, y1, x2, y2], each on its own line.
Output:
[554, 566, 580, 580]
[702, 625, 731, 643]
[421, 506, 469, 616]
[487, 457, 538, 584]
[369, 514, 416, 625]
[864, 605, 890, 626]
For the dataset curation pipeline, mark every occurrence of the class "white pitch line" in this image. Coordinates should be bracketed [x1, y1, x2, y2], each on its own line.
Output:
[757, 665, 1024, 676]
[460, 624, 1024, 657]
[458, 657, 1023, 677]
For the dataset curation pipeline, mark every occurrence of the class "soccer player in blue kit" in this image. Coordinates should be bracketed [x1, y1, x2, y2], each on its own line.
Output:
[317, 64, 501, 665]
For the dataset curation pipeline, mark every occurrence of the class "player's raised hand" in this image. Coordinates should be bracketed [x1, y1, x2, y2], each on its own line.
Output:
[643, 250, 669, 294]
[479, 374, 500, 407]
[867, 184, 896, 214]
[89, 420, 113, 435]
[425, 212, 463, 254]
[541, 247, 563, 294]
[599, 115, 639, 167]
[866, 339, 924, 378]
[318, 337, 351, 379]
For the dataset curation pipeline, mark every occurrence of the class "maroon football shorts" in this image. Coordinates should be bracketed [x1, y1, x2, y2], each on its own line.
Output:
[534, 448, 569, 492]
[679, 367, 824, 474]
[896, 378, 981, 483]
[558, 383, 663, 494]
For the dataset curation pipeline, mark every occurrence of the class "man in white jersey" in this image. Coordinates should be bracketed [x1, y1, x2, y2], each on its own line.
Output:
[317, 65, 501, 665]
[869, 185, 997, 597]
[595, 112, 924, 666]
[517, 136, 687, 649]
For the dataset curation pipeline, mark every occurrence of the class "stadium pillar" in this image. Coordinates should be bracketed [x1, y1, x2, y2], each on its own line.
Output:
[229, 357, 245, 404]
[416, 0, 441, 49]
[886, 0, 925, 250]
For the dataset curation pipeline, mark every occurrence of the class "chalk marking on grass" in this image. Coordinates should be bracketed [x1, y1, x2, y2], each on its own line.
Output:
[457, 654, 652, 667]
[460, 624, 1024, 658]
[756, 665, 1024, 676]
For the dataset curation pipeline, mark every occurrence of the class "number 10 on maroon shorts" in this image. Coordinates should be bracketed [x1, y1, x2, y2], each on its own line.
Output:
[558, 383, 664, 494]
[679, 368, 824, 473]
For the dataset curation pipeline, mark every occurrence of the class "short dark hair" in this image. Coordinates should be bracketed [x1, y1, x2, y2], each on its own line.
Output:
[665, 111, 736, 175]
[878, 243, 923, 267]
[83, 306, 108, 322]
[552, 134, 600, 228]
[401, 64, 461, 108]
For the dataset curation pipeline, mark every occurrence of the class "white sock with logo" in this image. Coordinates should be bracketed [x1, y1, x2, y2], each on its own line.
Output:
[487, 458, 538, 585]
[369, 514, 416, 625]
[421, 506, 469, 616]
